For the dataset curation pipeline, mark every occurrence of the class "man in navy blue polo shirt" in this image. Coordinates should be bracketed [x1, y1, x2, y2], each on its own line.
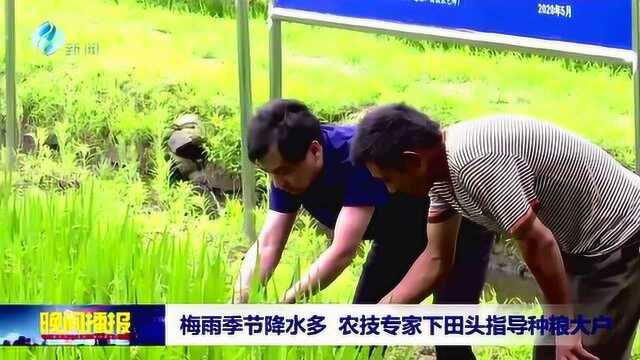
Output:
[233, 99, 495, 359]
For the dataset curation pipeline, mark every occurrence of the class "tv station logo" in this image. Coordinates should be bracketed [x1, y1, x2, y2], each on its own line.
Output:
[32, 21, 100, 56]
[40, 310, 131, 345]
[31, 21, 65, 56]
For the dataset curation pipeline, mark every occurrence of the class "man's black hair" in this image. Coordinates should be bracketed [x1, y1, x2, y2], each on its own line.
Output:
[351, 103, 441, 169]
[248, 99, 322, 164]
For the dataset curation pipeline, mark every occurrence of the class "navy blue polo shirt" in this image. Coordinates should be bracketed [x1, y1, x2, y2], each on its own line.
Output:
[269, 125, 390, 235]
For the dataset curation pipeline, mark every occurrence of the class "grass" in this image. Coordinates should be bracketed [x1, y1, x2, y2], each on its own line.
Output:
[128, 0, 268, 18]
[3, 0, 636, 174]
[0, 0, 639, 358]
[0, 170, 386, 358]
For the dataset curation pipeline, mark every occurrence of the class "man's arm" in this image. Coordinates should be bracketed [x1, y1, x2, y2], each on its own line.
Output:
[282, 206, 374, 303]
[511, 209, 572, 307]
[512, 210, 598, 360]
[234, 210, 297, 303]
[380, 213, 461, 304]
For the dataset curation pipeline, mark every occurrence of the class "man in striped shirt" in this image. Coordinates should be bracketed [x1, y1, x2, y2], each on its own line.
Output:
[351, 104, 640, 360]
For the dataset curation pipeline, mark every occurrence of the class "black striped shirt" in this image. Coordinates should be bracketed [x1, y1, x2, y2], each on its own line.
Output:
[428, 115, 640, 256]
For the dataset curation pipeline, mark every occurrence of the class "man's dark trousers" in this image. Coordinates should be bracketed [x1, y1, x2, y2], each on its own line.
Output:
[533, 233, 640, 360]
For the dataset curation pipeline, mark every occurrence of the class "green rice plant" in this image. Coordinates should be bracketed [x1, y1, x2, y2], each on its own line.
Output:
[128, 0, 268, 18]
[0, 171, 370, 359]
[9, 0, 637, 175]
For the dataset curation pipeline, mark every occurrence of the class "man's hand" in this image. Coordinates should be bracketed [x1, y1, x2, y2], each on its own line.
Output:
[233, 286, 250, 304]
[232, 211, 296, 304]
[378, 294, 394, 304]
[556, 333, 598, 360]
[282, 287, 298, 304]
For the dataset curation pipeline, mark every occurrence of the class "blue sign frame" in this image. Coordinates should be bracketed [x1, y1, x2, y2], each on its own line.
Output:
[268, 0, 640, 172]
[274, 0, 631, 51]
